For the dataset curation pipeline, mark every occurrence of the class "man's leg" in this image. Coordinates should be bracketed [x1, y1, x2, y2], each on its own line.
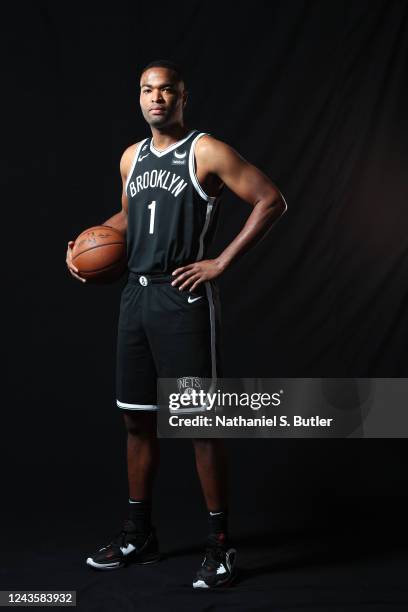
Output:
[123, 410, 159, 500]
[192, 438, 228, 513]
[86, 410, 161, 570]
[145, 278, 236, 586]
[191, 437, 236, 588]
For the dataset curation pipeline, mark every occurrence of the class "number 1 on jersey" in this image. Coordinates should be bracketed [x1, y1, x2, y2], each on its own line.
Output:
[148, 200, 156, 234]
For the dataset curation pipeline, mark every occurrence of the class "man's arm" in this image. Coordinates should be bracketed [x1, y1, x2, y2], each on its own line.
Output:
[101, 143, 140, 235]
[200, 136, 287, 268]
[66, 143, 138, 283]
[172, 136, 287, 291]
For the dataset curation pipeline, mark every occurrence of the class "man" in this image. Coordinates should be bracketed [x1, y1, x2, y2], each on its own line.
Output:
[66, 59, 286, 589]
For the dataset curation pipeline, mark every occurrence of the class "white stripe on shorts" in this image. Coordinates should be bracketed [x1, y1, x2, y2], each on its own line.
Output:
[204, 281, 218, 398]
[116, 399, 158, 411]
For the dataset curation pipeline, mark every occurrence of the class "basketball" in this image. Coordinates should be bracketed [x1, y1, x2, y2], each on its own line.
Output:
[71, 225, 127, 284]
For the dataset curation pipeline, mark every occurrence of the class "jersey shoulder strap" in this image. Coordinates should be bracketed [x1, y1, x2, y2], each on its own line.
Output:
[125, 138, 149, 191]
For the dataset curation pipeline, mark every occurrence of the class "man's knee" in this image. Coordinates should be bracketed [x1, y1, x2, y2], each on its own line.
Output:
[192, 438, 223, 452]
[123, 411, 157, 438]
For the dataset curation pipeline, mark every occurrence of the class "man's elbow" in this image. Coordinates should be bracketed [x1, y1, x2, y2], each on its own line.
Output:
[269, 190, 287, 217]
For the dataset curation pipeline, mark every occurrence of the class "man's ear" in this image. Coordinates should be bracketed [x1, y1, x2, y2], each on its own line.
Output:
[183, 90, 188, 107]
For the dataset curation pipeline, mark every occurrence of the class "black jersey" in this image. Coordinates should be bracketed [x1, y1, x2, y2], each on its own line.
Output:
[125, 129, 223, 274]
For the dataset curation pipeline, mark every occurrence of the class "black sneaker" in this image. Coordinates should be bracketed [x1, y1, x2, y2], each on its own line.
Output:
[193, 533, 237, 589]
[86, 519, 160, 570]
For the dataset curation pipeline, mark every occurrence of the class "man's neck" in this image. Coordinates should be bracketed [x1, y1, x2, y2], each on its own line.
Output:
[150, 125, 191, 151]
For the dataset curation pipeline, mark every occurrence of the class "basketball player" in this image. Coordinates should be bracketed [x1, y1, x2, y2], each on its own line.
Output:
[66, 60, 287, 589]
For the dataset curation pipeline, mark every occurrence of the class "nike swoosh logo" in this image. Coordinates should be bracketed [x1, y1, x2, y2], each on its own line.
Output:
[120, 543, 136, 555]
[174, 150, 187, 159]
[139, 153, 150, 161]
[188, 296, 203, 303]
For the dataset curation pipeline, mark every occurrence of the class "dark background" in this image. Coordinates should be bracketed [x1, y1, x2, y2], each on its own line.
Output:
[3, 1, 408, 610]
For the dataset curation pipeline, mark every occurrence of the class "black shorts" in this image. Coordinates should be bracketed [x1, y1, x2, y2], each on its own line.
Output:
[116, 272, 222, 412]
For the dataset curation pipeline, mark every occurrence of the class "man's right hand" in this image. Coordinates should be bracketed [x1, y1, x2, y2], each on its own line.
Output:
[66, 240, 86, 283]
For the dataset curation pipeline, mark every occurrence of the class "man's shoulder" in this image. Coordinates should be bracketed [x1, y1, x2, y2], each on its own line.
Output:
[195, 132, 220, 148]
[122, 138, 149, 159]
[195, 133, 228, 154]
[120, 139, 149, 175]
[195, 133, 233, 164]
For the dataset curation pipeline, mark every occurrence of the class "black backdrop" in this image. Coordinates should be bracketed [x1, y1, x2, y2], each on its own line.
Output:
[3, 1, 408, 609]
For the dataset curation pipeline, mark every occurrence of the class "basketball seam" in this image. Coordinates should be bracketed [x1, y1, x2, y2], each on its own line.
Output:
[76, 226, 123, 238]
[72, 242, 126, 261]
[79, 260, 127, 274]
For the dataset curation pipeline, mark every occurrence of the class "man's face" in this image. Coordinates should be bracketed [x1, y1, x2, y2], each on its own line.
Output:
[140, 67, 187, 128]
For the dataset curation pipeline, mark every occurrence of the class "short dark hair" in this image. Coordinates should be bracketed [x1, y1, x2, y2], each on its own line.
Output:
[140, 59, 185, 86]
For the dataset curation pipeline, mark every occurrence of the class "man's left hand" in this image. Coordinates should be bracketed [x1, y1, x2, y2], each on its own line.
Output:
[171, 259, 225, 291]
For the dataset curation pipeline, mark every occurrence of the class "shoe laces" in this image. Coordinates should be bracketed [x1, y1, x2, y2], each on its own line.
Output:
[204, 533, 227, 568]
[111, 519, 138, 549]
